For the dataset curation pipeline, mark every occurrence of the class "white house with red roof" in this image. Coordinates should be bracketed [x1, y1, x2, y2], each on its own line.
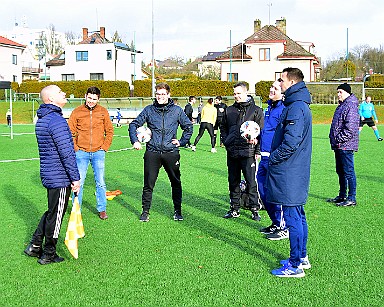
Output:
[216, 18, 321, 93]
[46, 27, 143, 84]
[0, 36, 26, 82]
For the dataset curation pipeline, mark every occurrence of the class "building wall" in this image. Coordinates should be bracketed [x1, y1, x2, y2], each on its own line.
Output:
[0, 46, 24, 82]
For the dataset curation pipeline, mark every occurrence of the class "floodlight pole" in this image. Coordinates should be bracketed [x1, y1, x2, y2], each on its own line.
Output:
[151, 0, 156, 98]
[346, 28, 349, 80]
[10, 88, 13, 140]
[229, 30, 232, 82]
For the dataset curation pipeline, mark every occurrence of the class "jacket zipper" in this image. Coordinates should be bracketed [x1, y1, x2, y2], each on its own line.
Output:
[89, 110, 93, 151]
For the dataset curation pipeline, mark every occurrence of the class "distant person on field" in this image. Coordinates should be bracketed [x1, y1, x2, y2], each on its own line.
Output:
[191, 98, 217, 153]
[221, 82, 264, 221]
[197, 100, 203, 124]
[257, 80, 287, 241]
[68, 86, 114, 220]
[116, 108, 122, 127]
[267, 68, 312, 278]
[327, 83, 360, 207]
[213, 96, 227, 147]
[24, 85, 80, 265]
[129, 82, 193, 222]
[184, 95, 196, 147]
[6, 109, 11, 127]
[358, 96, 382, 141]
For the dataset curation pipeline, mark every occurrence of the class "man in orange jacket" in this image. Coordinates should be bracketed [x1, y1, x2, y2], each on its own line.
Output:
[68, 87, 114, 220]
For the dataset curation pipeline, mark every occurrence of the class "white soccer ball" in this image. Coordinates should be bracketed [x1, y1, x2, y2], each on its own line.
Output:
[240, 121, 260, 141]
[136, 126, 152, 143]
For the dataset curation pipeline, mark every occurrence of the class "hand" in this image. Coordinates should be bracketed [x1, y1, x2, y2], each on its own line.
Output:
[375, 120, 378, 124]
[71, 180, 81, 193]
[133, 141, 142, 150]
[172, 139, 180, 147]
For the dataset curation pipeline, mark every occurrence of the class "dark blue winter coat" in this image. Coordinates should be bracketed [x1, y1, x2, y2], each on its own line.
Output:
[266, 81, 312, 206]
[129, 99, 193, 153]
[35, 104, 80, 189]
[329, 94, 359, 151]
[260, 99, 285, 154]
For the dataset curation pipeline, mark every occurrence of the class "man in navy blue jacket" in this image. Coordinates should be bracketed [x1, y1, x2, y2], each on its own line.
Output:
[267, 68, 312, 278]
[129, 83, 193, 222]
[24, 85, 80, 265]
[257, 81, 286, 240]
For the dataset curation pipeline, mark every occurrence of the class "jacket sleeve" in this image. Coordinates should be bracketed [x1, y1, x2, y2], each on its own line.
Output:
[50, 118, 80, 182]
[67, 111, 79, 151]
[220, 109, 228, 143]
[129, 108, 148, 144]
[335, 104, 358, 144]
[178, 109, 193, 147]
[102, 109, 114, 151]
[269, 106, 304, 165]
[254, 107, 264, 154]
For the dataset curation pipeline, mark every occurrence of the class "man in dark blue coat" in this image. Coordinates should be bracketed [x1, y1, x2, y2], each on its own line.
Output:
[267, 68, 312, 278]
[24, 85, 80, 265]
[129, 83, 193, 222]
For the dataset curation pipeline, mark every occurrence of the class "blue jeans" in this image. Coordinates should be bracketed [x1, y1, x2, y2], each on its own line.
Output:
[283, 205, 308, 268]
[75, 150, 107, 212]
[334, 149, 356, 201]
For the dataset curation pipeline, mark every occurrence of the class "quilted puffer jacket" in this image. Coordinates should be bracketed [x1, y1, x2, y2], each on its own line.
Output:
[35, 103, 80, 189]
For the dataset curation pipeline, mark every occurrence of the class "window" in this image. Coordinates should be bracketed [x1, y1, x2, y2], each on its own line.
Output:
[12, 54, 17, 65]
[275, 72, 282, 81]
[131, 53, 136, 63]
[259, 48, 270, 61]
[76, 51, 88, 61]
[13, 75, 17, 82]
[62, 74, 75, 81]
[107, 50, 112, 60]
[227, 73, 238, 82]
[90, 73, 104, 80]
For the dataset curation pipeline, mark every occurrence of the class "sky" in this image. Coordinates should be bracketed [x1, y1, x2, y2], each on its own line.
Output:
[1, 0, 383, 64]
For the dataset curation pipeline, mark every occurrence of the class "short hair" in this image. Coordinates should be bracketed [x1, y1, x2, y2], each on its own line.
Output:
[215, 96, 222, 100]
[234, 82, 248, 90]
[282, 67, 304, 82]
[208, 98, 213, 104]
[155, 82, 170, 93]
[86, 86, 101, 97]
[189, 95, 195, 102]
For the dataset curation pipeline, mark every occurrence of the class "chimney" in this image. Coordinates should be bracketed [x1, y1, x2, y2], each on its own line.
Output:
[254, 19, 261, 33]
[275, 18, 286, 34]
[100, 27, 105, 39]
[82, 28, 88, 40]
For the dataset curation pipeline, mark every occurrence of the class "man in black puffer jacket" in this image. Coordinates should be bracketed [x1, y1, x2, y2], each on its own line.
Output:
[24, 85, 80, 265]
[220, 82, 264, 220]
[129, 83, 193, 222]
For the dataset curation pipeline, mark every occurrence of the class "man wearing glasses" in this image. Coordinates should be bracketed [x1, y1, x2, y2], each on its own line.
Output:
[129, 83, 193, 222]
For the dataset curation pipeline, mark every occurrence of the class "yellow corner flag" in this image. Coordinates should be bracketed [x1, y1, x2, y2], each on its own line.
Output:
[65, 196, 85, 259]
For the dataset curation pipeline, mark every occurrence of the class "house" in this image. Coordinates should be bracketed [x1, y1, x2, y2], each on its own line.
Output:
[46, 27, 143, 84]
[0, 36, 26, 82]
[198, 51, 225, 78]
[216, 18, 321, 93]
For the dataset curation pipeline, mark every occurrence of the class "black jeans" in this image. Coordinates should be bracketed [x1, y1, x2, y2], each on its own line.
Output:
[31, 187, 71, 255]
[142, 150, 182, 213]
[227, 155, 262, 211]
[193, 122, 215, 148]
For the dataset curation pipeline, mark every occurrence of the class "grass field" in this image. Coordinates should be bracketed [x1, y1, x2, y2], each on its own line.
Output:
[0, 123, 383, 306]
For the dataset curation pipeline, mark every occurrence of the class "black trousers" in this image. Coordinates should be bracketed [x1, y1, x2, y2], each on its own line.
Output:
[227, 155, 262, 211]
[142, 150, 182, 213]
[31, 187, 71, 255]
[193, 122, 215, 148]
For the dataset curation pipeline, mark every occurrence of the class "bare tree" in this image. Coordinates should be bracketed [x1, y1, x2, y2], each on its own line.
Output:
[111, 31, 123, 43]
[65, 31, 81, 45]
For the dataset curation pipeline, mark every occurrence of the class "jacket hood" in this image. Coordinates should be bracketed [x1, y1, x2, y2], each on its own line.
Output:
[37, 103, 62, 119]
[234, 95, 255, 109]
[283, 81, 311, 106]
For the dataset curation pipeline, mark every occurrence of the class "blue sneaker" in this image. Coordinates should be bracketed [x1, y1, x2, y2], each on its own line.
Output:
[280, 255, 311, 269]
[271, 263, 305, 278]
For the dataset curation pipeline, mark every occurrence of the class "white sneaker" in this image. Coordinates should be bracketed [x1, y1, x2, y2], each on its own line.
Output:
[191, 146, 196, 152]
[211, 148, 217, 153]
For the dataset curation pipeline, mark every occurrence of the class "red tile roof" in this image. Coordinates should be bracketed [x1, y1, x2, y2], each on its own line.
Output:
[0, 36, 26, 48]
[78, 33, 110, 44]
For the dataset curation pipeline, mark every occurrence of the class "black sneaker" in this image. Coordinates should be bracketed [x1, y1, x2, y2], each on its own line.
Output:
[326, 196, 346, 203]
[173, 211, 183, 221]
[336, 200, 357, 207]
[378, 138, 383, 141]
[140, 211, 150, 222]
[251, 210, 261, 221]
[223, 209, 240, 218]
[266, 228, 289, 241]
[24, 243, 42, 258]
[260, 224, 278, 234]
[37, 253, 64, 265]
